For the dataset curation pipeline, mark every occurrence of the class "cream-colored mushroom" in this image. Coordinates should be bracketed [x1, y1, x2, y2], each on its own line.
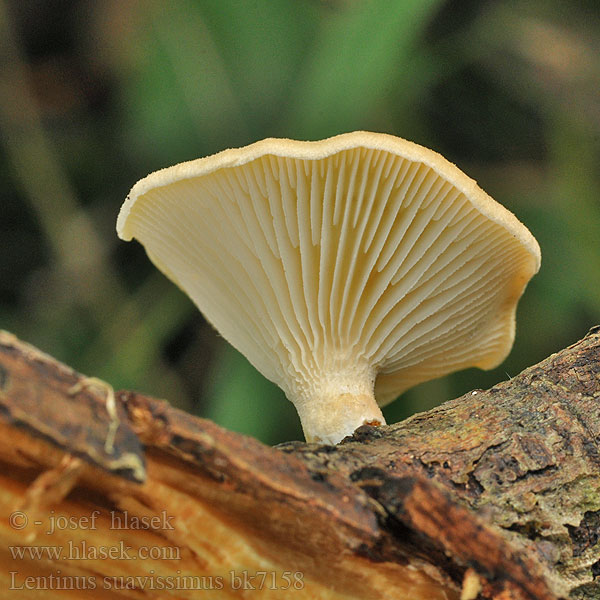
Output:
[117, 131, 541, 444]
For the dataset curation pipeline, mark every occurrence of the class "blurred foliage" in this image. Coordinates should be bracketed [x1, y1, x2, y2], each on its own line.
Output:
[1, 0, 598, 445]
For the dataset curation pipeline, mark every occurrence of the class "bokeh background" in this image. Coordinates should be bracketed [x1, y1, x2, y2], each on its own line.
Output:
[1, 0, 599, 444]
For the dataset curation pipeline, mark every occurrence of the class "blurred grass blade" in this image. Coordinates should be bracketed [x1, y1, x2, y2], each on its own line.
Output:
[285, 0, 442, 137]
[205, 344, 302, 445]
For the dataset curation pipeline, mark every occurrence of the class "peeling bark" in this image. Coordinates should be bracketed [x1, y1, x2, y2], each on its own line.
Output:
[0, 328, 599, 598]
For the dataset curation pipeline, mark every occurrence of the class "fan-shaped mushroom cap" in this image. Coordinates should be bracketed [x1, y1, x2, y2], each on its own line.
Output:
[117, 132, 540, 444]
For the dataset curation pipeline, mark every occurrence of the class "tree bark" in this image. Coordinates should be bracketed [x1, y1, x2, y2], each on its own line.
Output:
[0, 327, 599, 599]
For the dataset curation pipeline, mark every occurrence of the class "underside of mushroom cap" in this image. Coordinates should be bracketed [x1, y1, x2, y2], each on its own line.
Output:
[117, 131, 541, 444]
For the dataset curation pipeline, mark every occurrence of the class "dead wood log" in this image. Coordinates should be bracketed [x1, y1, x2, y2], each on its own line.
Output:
[0, 328, 599, 599]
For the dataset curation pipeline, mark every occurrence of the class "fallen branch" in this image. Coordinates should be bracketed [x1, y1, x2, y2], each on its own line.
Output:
[1, 328, 599, 599]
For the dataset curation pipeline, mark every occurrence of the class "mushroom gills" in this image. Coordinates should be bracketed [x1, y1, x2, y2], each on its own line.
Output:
[117, 132, 541, 445]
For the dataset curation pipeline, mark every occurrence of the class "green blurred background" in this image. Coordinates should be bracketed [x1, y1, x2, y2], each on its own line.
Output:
[1, 0, 599, 444]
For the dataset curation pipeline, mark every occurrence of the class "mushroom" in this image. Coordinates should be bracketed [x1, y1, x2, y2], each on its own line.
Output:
[117, 131, 541, 444]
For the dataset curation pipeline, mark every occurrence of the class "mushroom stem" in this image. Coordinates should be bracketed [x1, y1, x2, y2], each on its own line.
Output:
[293, 388, 386, 445]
